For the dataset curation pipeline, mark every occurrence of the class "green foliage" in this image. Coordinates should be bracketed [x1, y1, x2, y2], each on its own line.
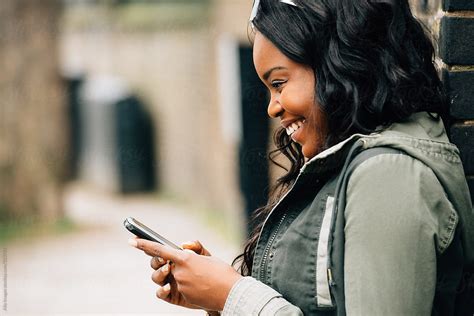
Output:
[114, 2, 210, 31]
[0, 203, 11, 223]
[0, 217, 78, 245]
[64, 1, 211, 33]
[195, 205, 242, 246]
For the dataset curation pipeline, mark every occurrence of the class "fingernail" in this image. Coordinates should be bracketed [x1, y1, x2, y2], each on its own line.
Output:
[158, 257, 165, 264]
[181, 241, 193, 248]
[128, 238, 138, 248]
[163, 283, 171, 291]
[162, 264, 169, 273]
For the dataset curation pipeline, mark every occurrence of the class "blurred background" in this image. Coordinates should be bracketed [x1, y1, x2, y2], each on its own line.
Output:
[0, 0, 455, 315]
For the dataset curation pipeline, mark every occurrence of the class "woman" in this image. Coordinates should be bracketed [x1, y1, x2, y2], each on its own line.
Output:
[129, 0, 474, 314]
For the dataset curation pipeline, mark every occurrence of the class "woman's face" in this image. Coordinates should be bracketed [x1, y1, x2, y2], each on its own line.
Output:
[253, 32, 327, 159]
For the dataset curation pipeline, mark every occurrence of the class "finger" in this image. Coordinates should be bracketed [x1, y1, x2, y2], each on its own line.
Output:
[156, 283, 171, 300]
[150, 256, 166, 270]
[151, 263, 170, 286]
[181, 240, 211, 256]
[129, 238, 183, 263]
[131, 240, 165, 258]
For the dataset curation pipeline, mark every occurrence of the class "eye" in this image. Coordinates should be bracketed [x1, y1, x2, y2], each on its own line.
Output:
[271, 80, 286, 90]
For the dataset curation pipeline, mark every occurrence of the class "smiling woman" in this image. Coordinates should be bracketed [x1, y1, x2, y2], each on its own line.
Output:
[129, 0, 474, 315]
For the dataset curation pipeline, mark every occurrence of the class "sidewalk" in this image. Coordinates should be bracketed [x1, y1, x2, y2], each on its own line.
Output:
[4, 184, 242, 315]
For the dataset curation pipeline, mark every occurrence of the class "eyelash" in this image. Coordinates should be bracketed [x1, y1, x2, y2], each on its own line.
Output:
[271, 80, 286, 90]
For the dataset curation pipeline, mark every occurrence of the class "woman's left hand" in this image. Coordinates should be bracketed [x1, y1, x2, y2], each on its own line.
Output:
[129, 238, 242, 311]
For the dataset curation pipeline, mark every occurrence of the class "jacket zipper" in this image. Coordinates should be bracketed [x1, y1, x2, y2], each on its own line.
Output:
[253, 170, 304, 273]
[259, 213, 287, 282]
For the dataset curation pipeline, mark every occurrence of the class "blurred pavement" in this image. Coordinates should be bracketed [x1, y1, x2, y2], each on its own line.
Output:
[4, 184, 241, 315]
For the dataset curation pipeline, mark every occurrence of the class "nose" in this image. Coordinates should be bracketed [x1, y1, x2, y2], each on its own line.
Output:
[267, 97, 283, 118]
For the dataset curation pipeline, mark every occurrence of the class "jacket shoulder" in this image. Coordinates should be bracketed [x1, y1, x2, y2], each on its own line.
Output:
[346, 151, 459, 255]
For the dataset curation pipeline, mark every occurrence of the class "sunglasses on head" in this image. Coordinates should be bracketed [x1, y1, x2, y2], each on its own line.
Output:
[250, 0, 298, 29]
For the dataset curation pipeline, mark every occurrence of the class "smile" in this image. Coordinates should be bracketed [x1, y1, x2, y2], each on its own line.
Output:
[286, 119, 305, 136]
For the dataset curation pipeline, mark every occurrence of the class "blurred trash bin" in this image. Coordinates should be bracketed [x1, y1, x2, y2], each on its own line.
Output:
[63, 74, 84, 180]
[115, 95, 155, 193]
[79, 75, 155, 193]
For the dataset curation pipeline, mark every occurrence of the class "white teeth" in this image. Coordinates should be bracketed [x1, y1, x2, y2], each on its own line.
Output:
[285, 119, 304, 136]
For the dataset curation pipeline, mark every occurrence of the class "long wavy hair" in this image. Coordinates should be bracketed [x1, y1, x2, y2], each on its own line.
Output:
[233, 0, 447, 276]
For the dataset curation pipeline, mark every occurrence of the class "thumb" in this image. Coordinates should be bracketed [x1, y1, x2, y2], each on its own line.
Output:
[181, 240, 211, 256]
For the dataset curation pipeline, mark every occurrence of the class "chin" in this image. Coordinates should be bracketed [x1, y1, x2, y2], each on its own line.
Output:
[301, 143, 323, 160]
[302, 147, 317, 160]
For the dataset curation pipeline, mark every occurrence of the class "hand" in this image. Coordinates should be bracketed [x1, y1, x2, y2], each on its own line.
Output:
[130, 238, 242, 311]
[149, 241, 212, 310]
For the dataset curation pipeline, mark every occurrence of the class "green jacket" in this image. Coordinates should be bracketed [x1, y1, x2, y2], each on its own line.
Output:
[222, 112, 474, 315]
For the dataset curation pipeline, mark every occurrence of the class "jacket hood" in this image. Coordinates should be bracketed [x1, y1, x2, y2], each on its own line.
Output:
[303, 112, 474, 264]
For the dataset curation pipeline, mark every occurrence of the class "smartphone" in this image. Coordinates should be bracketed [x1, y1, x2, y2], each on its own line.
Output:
[124, 217, 182, 250]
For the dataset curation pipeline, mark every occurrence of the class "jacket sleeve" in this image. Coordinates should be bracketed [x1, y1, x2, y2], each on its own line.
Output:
[222, 277, 304, 316]
[343, 153, 458, 315]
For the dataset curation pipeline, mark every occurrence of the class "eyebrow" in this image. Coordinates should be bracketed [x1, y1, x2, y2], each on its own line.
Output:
[263, 66, 287, 81]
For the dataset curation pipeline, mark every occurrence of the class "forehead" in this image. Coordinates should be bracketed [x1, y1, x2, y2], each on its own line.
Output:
[253, 32, 290, 74]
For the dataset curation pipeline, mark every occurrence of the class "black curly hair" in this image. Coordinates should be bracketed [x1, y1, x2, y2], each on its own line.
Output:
[233, 0, 447, 276]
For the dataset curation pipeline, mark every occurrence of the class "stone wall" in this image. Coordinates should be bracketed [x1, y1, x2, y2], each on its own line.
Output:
[0, 0, 68, 221]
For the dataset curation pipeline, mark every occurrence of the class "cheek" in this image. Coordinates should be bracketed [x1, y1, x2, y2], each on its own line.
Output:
[302, 104, 327, 143]
[280, 86, 315, 115]
[302, 122, 326, 158]
[307, 107, 327, 135]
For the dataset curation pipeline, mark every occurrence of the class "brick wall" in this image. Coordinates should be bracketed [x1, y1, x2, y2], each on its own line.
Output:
[440, 0, 474, 204]
[438, 1, 474, 313]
